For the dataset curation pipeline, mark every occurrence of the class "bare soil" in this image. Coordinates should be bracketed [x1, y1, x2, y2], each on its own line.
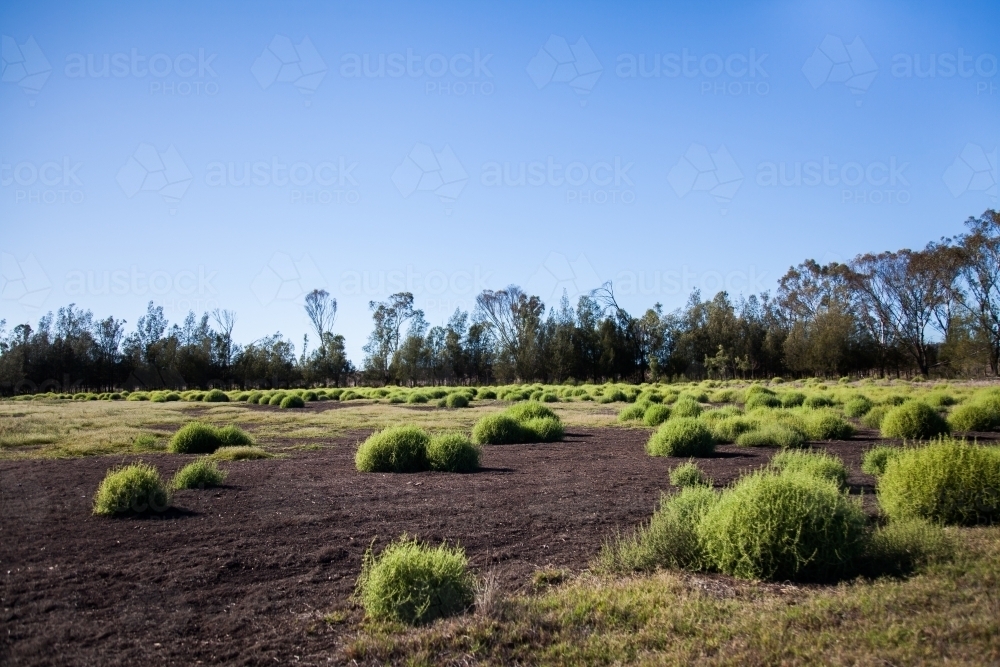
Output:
[0, 427, 895, 666]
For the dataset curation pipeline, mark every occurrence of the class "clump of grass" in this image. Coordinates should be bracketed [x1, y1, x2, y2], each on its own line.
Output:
[172, 458, 227, 489]
[643, 404, 672, 427]
[406, 392, 429, 404]
[168, 422, 222, 454]
[427, 434, 480, 473]
[355, 426, 430, 473]
[646, 418, 715, 457]
[861, 445, 901, 476]
[878, 439, 1000, 525]
[598, 487, 718, 572]
[745, 393, 782, 410]
[880, 402, 950, 440]
[355, 536, 474, 625]
[472, 403, 564, 445]
[844, 395, 874, 417]
[698, 470, 867, 581]
[709, 415, 756, 443]
[861, 404, 891, 430]
[93, 462, 170, 516]
[948, 401, 1000, 432]
[736, 422, 807, 448]
[802, 411, 854, 440]
[280, 395, 306, 409]
[863, 518, 955, 577]
[780, 392, 806, 408]
[216, 424, 254, 447]
[445, 393, 470, 408]
[802, 394, 834, 409]
[472, 414, 527, 445]
[203, 389, 229, 403]
[669, 460, 712, 488]
[211, 446, 273, 461]
[618, 403, 646, 423]
[132, 433, 163, 452]
[671, 397, 703, 418]
[770, 449, 848, 488]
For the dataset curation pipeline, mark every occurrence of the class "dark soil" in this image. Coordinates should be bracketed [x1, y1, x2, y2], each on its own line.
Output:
[0, 427, 891, 666]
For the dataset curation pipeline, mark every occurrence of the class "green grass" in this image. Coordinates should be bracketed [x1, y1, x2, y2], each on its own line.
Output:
[171, 458, 227, 489]
[426, 433, 480, 473]
[93, 462, 170, 515]
[210, 445, 274, 460]
[355, 426, 430, 473]
[646, 418, 715, 457]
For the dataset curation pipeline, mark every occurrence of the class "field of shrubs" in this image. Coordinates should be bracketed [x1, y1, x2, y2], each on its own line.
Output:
[3, 377, 1000, 665]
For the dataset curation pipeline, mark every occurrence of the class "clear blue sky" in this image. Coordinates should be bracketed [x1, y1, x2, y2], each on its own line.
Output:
[2, 0, 998, 361]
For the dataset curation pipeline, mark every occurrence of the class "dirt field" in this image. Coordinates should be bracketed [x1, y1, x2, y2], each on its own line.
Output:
[2, 425, 890, 666]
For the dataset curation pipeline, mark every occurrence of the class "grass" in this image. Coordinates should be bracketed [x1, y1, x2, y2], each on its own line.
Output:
[210, 445, 274, 460]
[171, 458, 227, 489]
[93, 462, 170, 515]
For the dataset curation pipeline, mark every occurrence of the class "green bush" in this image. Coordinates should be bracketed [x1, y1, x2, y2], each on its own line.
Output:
[127, 392, 150, 401]
[303, 390, 319, 401]
[861, 404, 891, 430]
[168, 422, 222, 454]
[802, 394, 834, 409]
[406, 392, 429, 404]
[617, 403, 647, 422]
[427, 434, 480, 472]
[736, 423, 807, 449]
[670, 460, 712, 488]
[93, 462, 170, 516]
[506, 402, 557, 422]
[246, 391, 264, 404]
[948, 401, 1000, 432]
[280, 395, 306, 409]
[540, 392, 559, 403]
[924, 392, 957, 408]
[878, 440, 1000, 525]
[698, 471, 867, 581]
[216, 424, 253, 447]
[646, 418, 715, 457]
[203, 389, 229, 403]
[770, 449, 848, 488]
[880, 402, 950, 440]
[267, 393, 286, 406]
[745, 393, 782, 410]
[172, 459, 227, 490]
[479, 389, 497, 400]
[599, 487, 718, 573]
[671, 397, 703, 418]
[780, 392, 806, 408]
[355, 536, 474, 625]
[803, 411, 854, 440]
[355, 426, 430, 473]
[863, 519, 954, 577]
[709, 389, 737, 404]
[861, 445, 902, 476]
[643, 404, 672, 427]
[598, 389, 628, 404]
[522, 417, 565, 442]
[211, 446, 273, 461]
[710, 416, 756, 443]
[444, 393, 469, 408]
[844, 395, 874, 418]
[472, 414, 526, 445]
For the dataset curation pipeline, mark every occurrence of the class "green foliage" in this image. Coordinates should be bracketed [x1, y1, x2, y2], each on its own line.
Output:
[93, 462, 170, 516]
[505, 402, 557, 422]
[802, 411, 855, 440]
[880, 402, 950, 440]
[948, 401, 1000, 432]
[669, 460, 712, 488]
[863, 519, 955, 577]
[211, 446, 273, 460]
[172, 458, 227, 490]
[132, 433, 162, 451]
[598, 389, 628, 404]
[924, 392, 957, 408]
[646, 418, 715, 457]
[861, 404, 891, 430]
[779, 392, 806, 408]
[745, 393, 782, 410]
[708, 389, 737, 404]
[643, 404, 672, 427]
[540, 392, 559, 403]
[216, 424, 253, 447]
[736, 423, 807, 449]
[878, 440, 1000, 525]
[203, 389, 229, 403]
[246, 391, 264, 404]
[168, 422, 222, 454]
[472, 414, 526, 445]
[479, 389, 497, 400]
[598, 487, 718, 572]
[355, 426, 431, 473]
[671, 397, 703, 418]
[406, 392, 429, 404]
[267, 393, 286, 406]
[444, 393, 469, 408]
[710, 415, 756, 443]
[280, 395, 306, 409]
[698, 471, 867, 581]
[771, 449, 848, 488]
[355, 536, 474, 625]
[618, 403, 646, 422]
[523, 416, 565, 442]
[802, 394, 834, 409]
[844, 395, 874, 418]
[427, 434, 480, 473]
[861, 445, 902, 477]
[303, 390, 319, 401]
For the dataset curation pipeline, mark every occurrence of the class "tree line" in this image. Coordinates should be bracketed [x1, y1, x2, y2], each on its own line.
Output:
[2, 210, 999, 394]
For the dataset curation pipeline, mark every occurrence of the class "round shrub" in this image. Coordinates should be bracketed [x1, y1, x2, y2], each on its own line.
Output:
[924, 392, 957, 408]
[522, 417, 564, 442]
[671, 397, 703, 418]
[802, 394, 834, 409]
[643, 404, 672, 427]
[505, 402, 557, 422]
[779, 392, 806, 408]
[406, 392, 429, 404]
[803, 412, 854, 440]
[540, 392, 559, 403]
[327, 389, 344, 400]
[172, 458, 227, 490]
[948, 402, 1000, 432]
[770, 449, 848, 488]
[211, 445, 272, 461]
[878, 440, 1000, 525]
[736, 423, 807, 449]
[203, 389, 229, 403]
[355, 426, 430, 473]
[670, 460, 711, 488]
[93, 463, 170, 516]
[216, 424, 253, 447]
[479, 389, 497, 400]
[280, 395, 306, 409]
[127, 392, 150, 401]
[618, 403, 647, 422]
[168, 422, 222, 454]
[599, 389, 628, 403]
[861, 445, 901, 477]
[646, 418, 715, 457]
[444, 393, 469, 408]
[427, 434, 480, 472]
[861, 404, 891, 430]
[355, 536, 474, 625]
[698, 471, 867, 581]
[710, 416, 756, 443]
[303, 390, 318, 401]
[247, 391, 264, 404]
[472, 414, 526, 445]
[844, 395, 874, 418]
[267, 393, 286, 406]
[745, 393, 782, 410]
[880, 402, 950, 440]
[341, 390, 361, 401]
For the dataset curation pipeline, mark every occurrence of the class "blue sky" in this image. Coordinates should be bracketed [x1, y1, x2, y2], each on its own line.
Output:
[1, 0, 998, 361]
